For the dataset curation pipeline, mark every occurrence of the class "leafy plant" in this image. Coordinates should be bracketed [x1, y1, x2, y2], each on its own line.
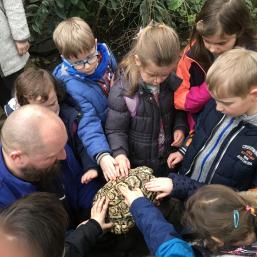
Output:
[25, 0, 91, 41]
[25, 0, 257, 58]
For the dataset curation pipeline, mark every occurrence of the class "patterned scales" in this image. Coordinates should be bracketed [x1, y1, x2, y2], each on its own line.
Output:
[93, 166, 157, 234]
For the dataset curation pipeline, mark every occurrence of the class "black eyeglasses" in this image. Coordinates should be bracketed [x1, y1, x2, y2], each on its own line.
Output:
[71, 50, 99, 69]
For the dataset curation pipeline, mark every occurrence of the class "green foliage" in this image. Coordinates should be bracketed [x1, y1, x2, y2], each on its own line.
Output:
[25, 0, 257, 57]
[25, 0, 91, 41]
[245, 0, 257, 23]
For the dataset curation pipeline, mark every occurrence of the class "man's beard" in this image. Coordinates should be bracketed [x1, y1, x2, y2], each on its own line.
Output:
[20, 161, 60, 183]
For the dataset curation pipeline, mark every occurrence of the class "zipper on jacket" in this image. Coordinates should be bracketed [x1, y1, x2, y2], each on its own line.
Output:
[184, 55, 207, 76]
[207, 125, 245, 184]
[184, 114, 226, 176]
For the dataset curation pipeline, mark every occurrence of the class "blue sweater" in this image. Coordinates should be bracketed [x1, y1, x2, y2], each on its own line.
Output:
[0, 145, 101, 217]
[53, 43, 117, 161]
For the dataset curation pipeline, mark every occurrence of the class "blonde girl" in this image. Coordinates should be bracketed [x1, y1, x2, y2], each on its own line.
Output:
[106, 21, 188, 177]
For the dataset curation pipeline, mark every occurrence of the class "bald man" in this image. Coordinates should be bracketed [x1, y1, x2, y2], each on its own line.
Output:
[0, 105, 101, 225]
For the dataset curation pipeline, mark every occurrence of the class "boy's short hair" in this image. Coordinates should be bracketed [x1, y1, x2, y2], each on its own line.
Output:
[53, 17, 95, 59]
[207, 48, 257, 98]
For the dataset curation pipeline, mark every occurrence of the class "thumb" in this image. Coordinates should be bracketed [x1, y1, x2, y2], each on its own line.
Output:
[118, 184, 130, 195]
[172, 158, 180, 165]
[112, 156, 118, 165]
[167, 157, 175, 168]
[103, 222, 113, 230]
[156, 192, 167, 200]
[127, 160, 131, 169]
[134, 188, 142, 194]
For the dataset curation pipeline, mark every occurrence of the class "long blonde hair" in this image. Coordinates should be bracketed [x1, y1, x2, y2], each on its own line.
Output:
[120, 21, 180, 95]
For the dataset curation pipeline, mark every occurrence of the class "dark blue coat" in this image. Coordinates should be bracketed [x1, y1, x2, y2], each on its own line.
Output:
[0, 145, 101, 221]
[170, 99, 257, 200]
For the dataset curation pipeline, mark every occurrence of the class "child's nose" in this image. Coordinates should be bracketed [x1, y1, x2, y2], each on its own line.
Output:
[154, 76, 162, 85]
[209, 44, 219, 54]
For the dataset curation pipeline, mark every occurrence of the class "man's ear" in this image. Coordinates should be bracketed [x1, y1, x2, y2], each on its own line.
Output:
[9, 150, 25, 166]
[134, 55, 141, 66]
[95, 38, 98, 46]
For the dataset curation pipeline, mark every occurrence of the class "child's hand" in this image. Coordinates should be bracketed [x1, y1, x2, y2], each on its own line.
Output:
[171, 129, 185, 147]
[81, 169, 98, 184]
[15, 40, 30, 56]
[91, 197, 113, 231]
[118, 185, 144, 207]
[100, 154, 119, 181]
[115, 154, 130, 178]
[145, 178, 173, 200]
[167, 151, 184, 168]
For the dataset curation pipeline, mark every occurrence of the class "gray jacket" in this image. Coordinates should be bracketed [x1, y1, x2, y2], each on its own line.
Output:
[0, 0, 30, 76]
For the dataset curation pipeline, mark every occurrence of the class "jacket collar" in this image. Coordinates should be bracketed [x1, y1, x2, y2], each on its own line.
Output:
[138, 72, 182, 94]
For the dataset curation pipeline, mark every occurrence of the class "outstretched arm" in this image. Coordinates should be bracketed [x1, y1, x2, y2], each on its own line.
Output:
[64, 197, 112, 257]
[169, 173, 204, 200]
[119, 186, 195, 257]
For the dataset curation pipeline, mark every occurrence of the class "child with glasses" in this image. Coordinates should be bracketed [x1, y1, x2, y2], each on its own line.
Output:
[53, 17, 118, 182]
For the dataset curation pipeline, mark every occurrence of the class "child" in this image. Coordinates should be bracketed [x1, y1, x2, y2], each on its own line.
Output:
[53, 17, 117, 181]
[4, 67, 98, 184]
[145, 48, 257, 201]
[4, 67, 60, 116]
[169, 0, 257, 169]
[0, 192, 112, 257]
[119, 184, 257, 257]
[105, 21, 188, 177]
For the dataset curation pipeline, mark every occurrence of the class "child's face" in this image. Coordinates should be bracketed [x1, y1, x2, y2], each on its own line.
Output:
[29, 88, 60, 115]
[202, 33, 237, 56]
[68, 46, 98, 75]
[137, 60, 177, 86]
[213, 93, 257, 117]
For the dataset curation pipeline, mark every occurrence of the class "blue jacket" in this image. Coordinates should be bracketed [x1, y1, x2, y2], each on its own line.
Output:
[0, 145, 101, 220]
[60, 102, 97, 172]
[53, 43, 117, 161]
[170, 99, 257, 200]
[131, 197, 196, 257]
